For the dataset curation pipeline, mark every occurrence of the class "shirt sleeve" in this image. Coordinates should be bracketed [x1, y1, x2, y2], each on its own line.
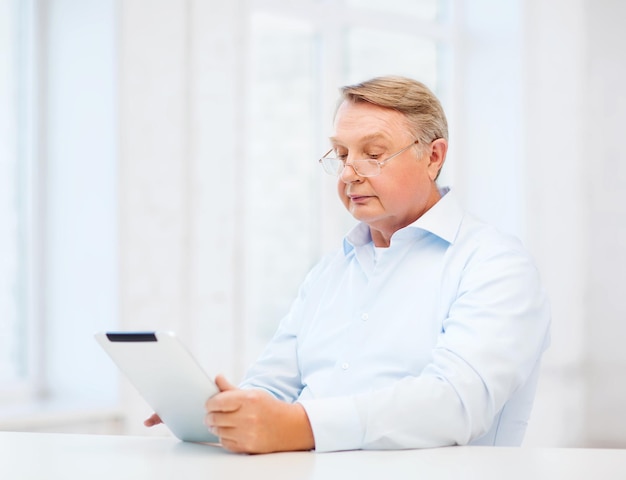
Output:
[239, 256, 333, 402]
[238, 303, 304, 403]
[299, 243, 551, 452]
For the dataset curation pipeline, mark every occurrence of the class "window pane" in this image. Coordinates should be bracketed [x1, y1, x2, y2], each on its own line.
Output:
[345, 27, 438, 89]
[245, 13, 318, 356]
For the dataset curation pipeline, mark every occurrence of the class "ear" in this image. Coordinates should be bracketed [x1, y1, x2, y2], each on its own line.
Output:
[427, 138, 448, 181]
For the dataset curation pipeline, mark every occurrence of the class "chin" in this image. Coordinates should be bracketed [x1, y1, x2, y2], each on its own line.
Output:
[349, 210, 377, 224]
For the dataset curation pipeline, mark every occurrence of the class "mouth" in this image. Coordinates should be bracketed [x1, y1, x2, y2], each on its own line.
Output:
[348, 194, 372, 204]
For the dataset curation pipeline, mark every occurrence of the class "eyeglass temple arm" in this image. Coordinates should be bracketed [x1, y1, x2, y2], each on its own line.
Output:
[321, 148, 333, 158]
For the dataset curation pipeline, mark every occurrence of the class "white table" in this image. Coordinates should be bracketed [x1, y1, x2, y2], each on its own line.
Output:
[1, 431, 625, 480]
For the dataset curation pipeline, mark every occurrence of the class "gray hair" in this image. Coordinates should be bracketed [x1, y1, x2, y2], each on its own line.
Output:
[338, 76, 449, 146]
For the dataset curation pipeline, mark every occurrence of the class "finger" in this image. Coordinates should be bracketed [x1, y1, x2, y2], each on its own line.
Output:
[206, 390, 244, 413]
[218, 435, 242, 453]
[144, 413, 163, 427]
[205, 411, 237, 429]
[206, 376, 243, 413]
[210, 425, 241, 448]
[215, 374, 237, 392]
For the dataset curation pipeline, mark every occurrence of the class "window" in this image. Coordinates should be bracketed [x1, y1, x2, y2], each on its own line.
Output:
[243, 0, 453, 362]
[0, 0, 119, 424]
[0, 0, 37, 402]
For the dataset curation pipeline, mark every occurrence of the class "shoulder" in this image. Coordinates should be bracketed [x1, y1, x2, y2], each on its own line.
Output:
[446, 212, 544, 291]
[455, 212, 530, 260]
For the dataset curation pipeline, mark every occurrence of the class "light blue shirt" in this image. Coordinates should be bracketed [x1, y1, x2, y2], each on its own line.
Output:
[241, 188, 550, 452]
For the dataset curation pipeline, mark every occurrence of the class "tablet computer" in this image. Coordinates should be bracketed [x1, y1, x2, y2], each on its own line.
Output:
[95, 331, 220, 443]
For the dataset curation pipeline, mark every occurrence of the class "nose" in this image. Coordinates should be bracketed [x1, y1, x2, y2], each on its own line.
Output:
[339, 163, 361, 183]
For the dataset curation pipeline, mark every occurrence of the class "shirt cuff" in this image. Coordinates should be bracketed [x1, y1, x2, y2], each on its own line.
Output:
[298, 396, 364, 452]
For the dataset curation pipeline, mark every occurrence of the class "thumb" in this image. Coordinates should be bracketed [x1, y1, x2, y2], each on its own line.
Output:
[215, 374, 237, 392]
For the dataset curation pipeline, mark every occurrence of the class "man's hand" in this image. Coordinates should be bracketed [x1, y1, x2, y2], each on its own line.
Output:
[144, 413, 163, 427]
[205, 374, 315, 454]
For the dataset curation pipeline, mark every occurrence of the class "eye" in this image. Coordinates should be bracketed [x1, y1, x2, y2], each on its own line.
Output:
[334, 150, 348, 160]
[366, 153, 382, 160]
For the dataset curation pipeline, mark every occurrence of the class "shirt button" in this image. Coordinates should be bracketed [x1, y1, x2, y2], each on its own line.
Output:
[361, 313, 369, 321]
[341, 362, 350, 370]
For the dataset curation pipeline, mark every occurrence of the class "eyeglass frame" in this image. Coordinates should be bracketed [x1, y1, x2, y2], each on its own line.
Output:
[318, 139, 420, 178]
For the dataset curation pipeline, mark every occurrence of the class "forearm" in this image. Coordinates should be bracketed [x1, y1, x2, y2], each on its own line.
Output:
[300, 348, 522, 452]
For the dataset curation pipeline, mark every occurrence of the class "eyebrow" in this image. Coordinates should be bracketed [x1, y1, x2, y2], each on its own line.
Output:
[329, 133, 390, 146]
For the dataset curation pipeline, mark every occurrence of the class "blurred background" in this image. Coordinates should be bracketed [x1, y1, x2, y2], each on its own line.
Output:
[1, 0, 625, 447]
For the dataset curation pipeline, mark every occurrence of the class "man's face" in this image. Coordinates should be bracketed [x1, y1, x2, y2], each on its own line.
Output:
[332, 100, 445, 245]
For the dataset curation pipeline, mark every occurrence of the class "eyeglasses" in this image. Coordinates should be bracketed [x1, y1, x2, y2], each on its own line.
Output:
[318, 140, 419, 177]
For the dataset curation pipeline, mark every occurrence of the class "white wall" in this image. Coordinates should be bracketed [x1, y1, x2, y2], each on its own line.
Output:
[521, 0, 626, 448]
[584, 0, 626, 448]
[520, 0, 589, 447]
[447, 0, 626, 448]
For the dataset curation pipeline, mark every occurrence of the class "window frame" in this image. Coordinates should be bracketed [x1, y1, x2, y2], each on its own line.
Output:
[0, 0, 42, 404]
[1, 0, 121, 430]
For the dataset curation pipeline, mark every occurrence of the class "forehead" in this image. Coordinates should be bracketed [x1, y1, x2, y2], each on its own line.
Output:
[331, 100, 411, 145]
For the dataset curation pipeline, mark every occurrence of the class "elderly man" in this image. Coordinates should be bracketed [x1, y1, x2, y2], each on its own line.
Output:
[147, 76, 550, 454]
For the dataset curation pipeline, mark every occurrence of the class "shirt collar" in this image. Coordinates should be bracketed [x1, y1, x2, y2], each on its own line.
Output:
[343, 186, 464, 255]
